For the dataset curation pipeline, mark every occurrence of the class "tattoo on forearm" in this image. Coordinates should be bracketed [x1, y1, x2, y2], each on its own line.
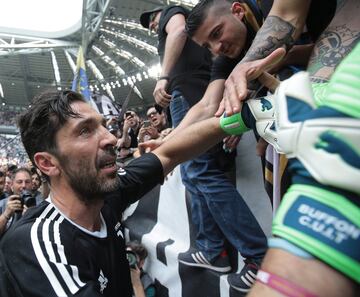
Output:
[308, 24, 360, 81]
[243, 16, 295, 62]
[309, 76, 329, 83]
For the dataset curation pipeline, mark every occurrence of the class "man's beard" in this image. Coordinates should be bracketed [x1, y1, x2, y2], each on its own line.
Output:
[59, 149, 120, 203]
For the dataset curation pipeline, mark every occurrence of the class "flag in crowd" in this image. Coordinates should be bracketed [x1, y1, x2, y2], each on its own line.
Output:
[72, 46, 91, 101]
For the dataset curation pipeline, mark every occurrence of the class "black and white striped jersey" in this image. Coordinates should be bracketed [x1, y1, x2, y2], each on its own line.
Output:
[0, 153, 164, 297]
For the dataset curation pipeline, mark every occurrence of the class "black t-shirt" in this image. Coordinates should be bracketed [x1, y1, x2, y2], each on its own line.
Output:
[157, 5, 212, 106]
[210, 55, 242, 82]
[0, 153, 164, 297]
[306, 0, 336, 42]
[129, 128, 138, 148]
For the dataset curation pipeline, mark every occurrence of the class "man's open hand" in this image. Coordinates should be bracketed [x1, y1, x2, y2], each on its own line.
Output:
[217, 48, 286, 117]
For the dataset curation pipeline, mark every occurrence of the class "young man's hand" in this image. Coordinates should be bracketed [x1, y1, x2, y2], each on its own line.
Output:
[138, 138, 164, 153]
[153, 79, 172, 108]
[216, 48, 285, 117]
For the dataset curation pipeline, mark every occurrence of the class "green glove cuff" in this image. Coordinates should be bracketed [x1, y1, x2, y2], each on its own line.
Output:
[219, 113, 250, 135]
[273, 184, 360, 283]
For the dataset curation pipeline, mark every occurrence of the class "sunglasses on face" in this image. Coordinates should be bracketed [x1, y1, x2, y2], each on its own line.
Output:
[147, 111, 158, 118]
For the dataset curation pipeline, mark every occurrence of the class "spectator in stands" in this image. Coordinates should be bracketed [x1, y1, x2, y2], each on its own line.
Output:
[0, 89, 236, 296]
[126, 241, 156, 297]
[6, 164, 17, 178]
[141, 2, 268, 292]
[0, 171, 7, 201]
[0, 110, 18, 126]
[119, 110, 141, 150]
[138, 122, 161, 144]
[0, 165, 6, 173]
[10, 168, 32, 199]
[0, 171, 7, 200]
[3, 176, 12, 196]
[146, 106, 168, 132]
[0, 167, 33, 236]
[30, 167, 44, 203]
[106, 115, 122, 139]
[217, 0, 339, 115]
[117, 111, 142, 164]
[135, 120, 163, 157]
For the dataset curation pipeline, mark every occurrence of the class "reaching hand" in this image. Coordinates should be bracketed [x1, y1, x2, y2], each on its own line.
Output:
[223, 135, 241, 153]
[153, 79, 172, 108]
[218, 48, 286, 116]
[215, 98, 226, 118]
[138, 138, 164, 154]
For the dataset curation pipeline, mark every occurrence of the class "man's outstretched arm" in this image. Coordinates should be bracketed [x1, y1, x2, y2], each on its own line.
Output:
[222, 0, 311, 115]
[152, 116, 226, 176]
[139, 50, 284, 155]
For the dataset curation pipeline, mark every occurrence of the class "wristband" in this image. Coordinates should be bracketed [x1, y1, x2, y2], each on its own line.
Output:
[219, 112, 250, 135]
[268, 237, 313, 259]
[257, 270, 318, 297]
[158, 76, 170, 81]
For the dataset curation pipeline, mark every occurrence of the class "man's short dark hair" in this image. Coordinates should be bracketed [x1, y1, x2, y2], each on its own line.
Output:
[30, 166, 40, 178]
[18, 90, 86, 167]
[30, 166, 38, 175]
[7, 164, 17, 174]
[185, 0, 233, 37]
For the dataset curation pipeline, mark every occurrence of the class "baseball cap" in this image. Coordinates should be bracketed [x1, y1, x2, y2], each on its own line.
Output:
[140, 6, 164, 29]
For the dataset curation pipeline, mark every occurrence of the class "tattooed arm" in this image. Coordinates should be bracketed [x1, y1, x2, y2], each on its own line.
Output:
[243, 0, 311, 62]
[218, 0, 311, 116]
[307, 0, 360, 82]
[242, 16, 295, 62]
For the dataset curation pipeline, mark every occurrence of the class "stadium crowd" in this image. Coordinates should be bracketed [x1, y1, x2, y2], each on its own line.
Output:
[0, 0, 359, 297]
[0, 110, 19, 127]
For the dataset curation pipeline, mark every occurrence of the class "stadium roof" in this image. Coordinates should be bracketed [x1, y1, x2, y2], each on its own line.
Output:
[0, 0, 197, 114]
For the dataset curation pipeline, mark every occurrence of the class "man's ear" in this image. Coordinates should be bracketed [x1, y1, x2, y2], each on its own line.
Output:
[231, 2, 245, 20]
[33, 152, 60, 178]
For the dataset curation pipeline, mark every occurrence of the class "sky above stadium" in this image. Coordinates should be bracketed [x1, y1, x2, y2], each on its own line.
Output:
[0, 0, 82, 37]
